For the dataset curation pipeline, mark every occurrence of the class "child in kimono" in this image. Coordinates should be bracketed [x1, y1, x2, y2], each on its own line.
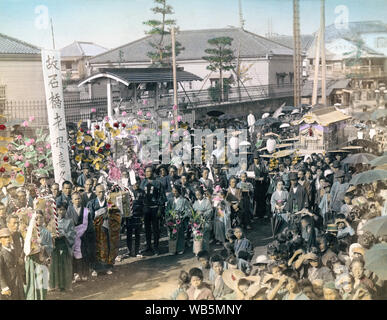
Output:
[192, 188, 213, 251]
[197, 250, 211, 282]
[49, 204, 76, 292]
[213, 190, 231, 244]
[234, 227, 253, 261]
[211, 256, 233, 300]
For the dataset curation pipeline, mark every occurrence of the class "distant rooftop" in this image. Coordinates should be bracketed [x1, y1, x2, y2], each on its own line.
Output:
[267, 34, 315, 53]
[60, 41, 108, 58]
[89, 27, 294, 64]
[0, 33, 40, 55]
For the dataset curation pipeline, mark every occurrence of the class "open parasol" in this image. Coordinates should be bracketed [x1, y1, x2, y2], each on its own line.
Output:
[349, 169, 387, 185]
[275, 143, 293, 149]
[282, 137, 300, 142]
[370, 109, 387, 121]
[369, 155, 387, 167]
[280, 123, 290, 128]
[265, 132, 280, 137]
[364, 243, 387, 280]
[341, 146, 364, 151]
[362, 216, 387, 238]
[262, 149, 295, 158]
[342, 153, 377, 165]
[239, 141, 251, 146]
[255, 117, 281, 127]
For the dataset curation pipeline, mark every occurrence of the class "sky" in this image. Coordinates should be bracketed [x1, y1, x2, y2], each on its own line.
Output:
[1, 0, 387, 50]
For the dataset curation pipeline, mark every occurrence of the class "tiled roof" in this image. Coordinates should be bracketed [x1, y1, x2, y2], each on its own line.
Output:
[0, 33, 40, 54]
[301, 78, 351, 97]
[267, 34, 315, 53]
[60, 41, 108, 58]
[89, 27, 294, 64]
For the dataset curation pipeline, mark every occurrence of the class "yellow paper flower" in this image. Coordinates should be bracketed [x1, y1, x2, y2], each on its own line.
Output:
[94, 130, 106, 140]
[0, 146, 8, 154]
[111, 129, 121, 137]
[76, 137, 83, 144]
[75, 155, 83, 162]
[15, 173, 25, 185]
[84, 135, 92, 143]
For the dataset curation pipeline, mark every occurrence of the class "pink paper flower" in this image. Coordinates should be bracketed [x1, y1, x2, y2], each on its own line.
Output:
[177, 115, 182, 122]
[143, 100, 148, 105]
[171, 120, 175, 125]
[30, 139, 35, 144]
[183, 130, 189, 136]
[16, 135, 22, 140]
[85, 146, 90, 151]
[25, 161, 30, 168]
[130, 130, 135, 134]
[7, 144, 12, 150]
[122, 111, 127, 116]
[37, 147, 44, 153]
[18, 155, 23, 161]
[157, 131, 161, 136]
[29, 116, 35, 122]
[172, 132, 178, 138]
[137, 110, 143, 116]
[22, 121, 29, 127]
[46, 143, 51, 149]
[172, 228, 177, 234]
[38, 163, 44, 168]
[86, 130, 90, 134]
[91, 108, 96, 113]
[146, 112, 151, 117]
[104, 116, 110, 121]
[173, 105, 177, 111]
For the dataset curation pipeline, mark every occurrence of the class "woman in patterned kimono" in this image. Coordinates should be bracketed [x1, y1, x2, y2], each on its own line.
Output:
[270, 180, 289, 237]
[213, 190, 231, 244]
[237, 172, 254, 230]
[192, 188, 213, 251]
[24, 211, 53, 300]
[166, 185, 192, 255]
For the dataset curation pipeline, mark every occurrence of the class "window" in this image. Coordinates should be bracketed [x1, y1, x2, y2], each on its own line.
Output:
[376, 37, 387, 48]
[65, 61, 72, 70]
[0, 85, 5, 100]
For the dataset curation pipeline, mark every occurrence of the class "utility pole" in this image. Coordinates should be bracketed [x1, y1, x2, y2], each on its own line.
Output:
[321, 0, 326, 105]
[238, 0, 245, 30]
[171, 26, 178, 131]
[293, 0, 301, 107]
[312, 27, 321, 105]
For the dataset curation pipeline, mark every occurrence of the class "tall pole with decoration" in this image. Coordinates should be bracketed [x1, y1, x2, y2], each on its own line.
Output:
[171, 26, 178, 131]
[41, 50, 72, 187]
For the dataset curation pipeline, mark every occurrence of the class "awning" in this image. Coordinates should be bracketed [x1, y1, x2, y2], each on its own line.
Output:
[78, 67, 202, 87]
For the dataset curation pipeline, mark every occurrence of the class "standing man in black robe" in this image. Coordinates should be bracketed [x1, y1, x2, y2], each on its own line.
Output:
[140, 166, 166, 256]
[248, 152, 268, 219]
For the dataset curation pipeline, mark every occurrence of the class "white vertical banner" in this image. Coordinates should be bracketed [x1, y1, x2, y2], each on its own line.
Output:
[41, 49, 72, 186]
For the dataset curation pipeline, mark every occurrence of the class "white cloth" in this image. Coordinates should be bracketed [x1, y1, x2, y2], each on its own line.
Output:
[247, 113, 256, 127]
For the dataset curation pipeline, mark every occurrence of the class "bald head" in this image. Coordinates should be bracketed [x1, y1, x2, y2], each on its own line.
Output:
[95, 184, 105, 201]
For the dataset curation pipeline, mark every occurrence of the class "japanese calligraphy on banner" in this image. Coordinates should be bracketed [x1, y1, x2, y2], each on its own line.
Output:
[41, 49, 72, 186]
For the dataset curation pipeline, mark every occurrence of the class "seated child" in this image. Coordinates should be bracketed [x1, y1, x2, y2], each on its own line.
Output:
[197, 250, 211, 282]
[171, 270, 190, 300]
[224, 229, 236, 256]
[237, 250, 252, 275]
[211, 256, 233, 300]
[186, 268, 214, 300]
[233, 227, 253, 261]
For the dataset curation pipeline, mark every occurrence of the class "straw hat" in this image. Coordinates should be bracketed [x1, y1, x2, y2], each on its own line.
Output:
[222, 269, 246, 291]
[0, 228, 11, 238]
[254, 255, 270, 265]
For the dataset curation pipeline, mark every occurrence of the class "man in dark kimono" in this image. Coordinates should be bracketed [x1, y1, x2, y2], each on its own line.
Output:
[285, 173, 309, 214]
[330, 171, 349, 216]
[67, 192, 96, 280]
[213, 166, 228, 189]
[0, 228, 25, 300]
[81, 178, 96, 208]
[248, 152, 268, 218]
[6, 215, 25, 286]
[77, 163, 92, 187]
[140, 166, 166, 256]
[56, 181, 73, 209]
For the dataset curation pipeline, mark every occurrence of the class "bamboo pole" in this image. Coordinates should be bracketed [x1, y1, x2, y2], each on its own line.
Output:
[312, 27, 321, 106]
[321, 0, 326, 105]
[171, 26, 178, 131]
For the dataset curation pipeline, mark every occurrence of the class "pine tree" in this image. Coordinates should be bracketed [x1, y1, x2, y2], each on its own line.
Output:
[143, 0, 184, 67]
[203, 37, 235, 101]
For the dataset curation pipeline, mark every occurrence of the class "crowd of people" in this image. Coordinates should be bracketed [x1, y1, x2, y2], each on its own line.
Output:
[0, 107, 386, 301]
